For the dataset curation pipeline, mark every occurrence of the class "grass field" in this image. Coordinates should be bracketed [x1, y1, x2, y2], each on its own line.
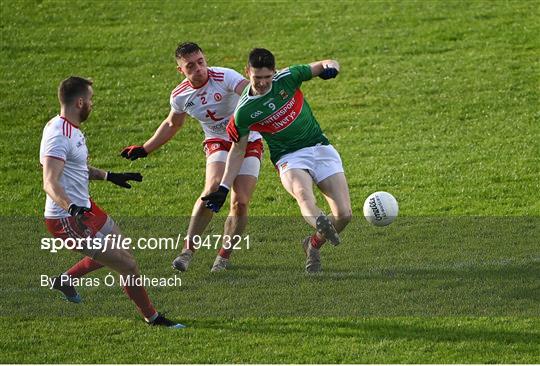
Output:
[1, 0, 539, 363]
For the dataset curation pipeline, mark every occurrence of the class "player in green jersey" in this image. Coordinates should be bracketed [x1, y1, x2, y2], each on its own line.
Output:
[202, 48, 352, 273]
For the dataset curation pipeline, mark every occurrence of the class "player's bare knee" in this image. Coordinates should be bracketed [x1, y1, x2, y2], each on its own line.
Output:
[337, 210, 353, 226]
[202, 182, 220, 197]
[293, 187, 315, 205]
[230, 199, 249, 216]
[119, 257, 140, 276]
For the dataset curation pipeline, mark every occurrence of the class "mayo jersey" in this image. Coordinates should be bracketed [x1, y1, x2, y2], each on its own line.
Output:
[169, 66, 261, 142]
[40, 115, 90, 218]
[227, 64, 329, 165]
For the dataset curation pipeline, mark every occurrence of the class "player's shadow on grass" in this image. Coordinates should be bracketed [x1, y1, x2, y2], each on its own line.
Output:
[191, 318, 539, 346]
[317, 261, 539, 282]
[224, 263, 298, 272]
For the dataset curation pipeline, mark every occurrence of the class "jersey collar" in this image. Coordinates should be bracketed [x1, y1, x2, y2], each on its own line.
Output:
[188, 77, 209, 90]
[59, 115, 80, 129]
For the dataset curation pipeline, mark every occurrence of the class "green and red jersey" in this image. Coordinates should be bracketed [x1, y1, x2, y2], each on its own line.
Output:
[226, 64, 329, 164]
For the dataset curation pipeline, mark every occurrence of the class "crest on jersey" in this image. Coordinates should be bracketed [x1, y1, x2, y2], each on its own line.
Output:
[206, 109, 224, 122]
[279, 89, 288, 100]
[214, 93, 222, 101]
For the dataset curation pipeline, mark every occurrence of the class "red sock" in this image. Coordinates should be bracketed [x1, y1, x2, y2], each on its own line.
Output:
[310, 234, 325, 249]
[123, 283, 157, 320]
[183, 237, 197, 252]
[65, 257, 104, 278]
[218, 247, 232, 259]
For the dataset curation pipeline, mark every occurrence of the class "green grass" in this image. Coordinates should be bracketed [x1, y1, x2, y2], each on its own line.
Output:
[3, 217, 539, 318]
[1, 0, 539, 363]
[1, 0, 538, 217]
[1, 217, 539, 362]
[2, 317, 539, 363]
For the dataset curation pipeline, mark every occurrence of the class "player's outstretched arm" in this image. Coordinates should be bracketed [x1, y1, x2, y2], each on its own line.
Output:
[201, 135, 248, 213]
[221, 135, 248, 189]
[88, 166, 107, 180]
[105, 172, 143, 189]
[309, 59, 340, 80]
[120, 111, 186, 160]
[88, 166, 143, 189]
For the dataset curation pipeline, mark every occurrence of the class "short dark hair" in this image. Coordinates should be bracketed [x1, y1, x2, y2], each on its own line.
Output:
[175, 42, 203, 59]
[248, 48, 275, 69]
[58, 76, 93, 105]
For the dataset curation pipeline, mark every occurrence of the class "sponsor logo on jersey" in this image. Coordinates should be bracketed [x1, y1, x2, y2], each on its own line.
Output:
[185, 101, 194, 108]
[214, 93, 222, 101]
[250, 89, 304, 134]
[250, 110, 263, 118]
[76, 135, 86, 148]
[208, 120, 228, 133]
[279, 90, 288, 100]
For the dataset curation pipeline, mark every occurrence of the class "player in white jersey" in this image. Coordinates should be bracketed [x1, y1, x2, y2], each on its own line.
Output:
[121, 42, 263, 272]
[41, 76, 183, 328]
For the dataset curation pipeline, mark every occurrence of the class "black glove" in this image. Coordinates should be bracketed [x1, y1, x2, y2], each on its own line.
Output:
[120, 145, 148, 160]
[319, 67, 339, 80]
[106, 172, 143, 189]
[68, 203, 91, 232]
[201, 185, 230, 213]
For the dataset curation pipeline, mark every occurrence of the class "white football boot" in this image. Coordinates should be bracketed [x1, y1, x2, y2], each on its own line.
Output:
[210, 255, 229, 272]
[172, 249, 193, 272]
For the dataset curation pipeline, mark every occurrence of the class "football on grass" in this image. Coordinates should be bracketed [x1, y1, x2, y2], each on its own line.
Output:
[363, 191, 399, 226]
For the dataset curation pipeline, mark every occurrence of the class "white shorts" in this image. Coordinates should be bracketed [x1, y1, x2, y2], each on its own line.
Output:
[275, 144, 344, 184]
[207, 151, 261, 178]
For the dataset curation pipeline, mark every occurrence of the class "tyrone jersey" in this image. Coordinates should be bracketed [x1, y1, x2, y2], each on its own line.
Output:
[227, 64, 329, 165]
[40, 116, 90, 218]
[170, 66, 261, 142]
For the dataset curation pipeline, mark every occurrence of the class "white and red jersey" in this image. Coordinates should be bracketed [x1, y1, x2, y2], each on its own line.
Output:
[170, 66, 261, 142]
[39, 115, 90, 218]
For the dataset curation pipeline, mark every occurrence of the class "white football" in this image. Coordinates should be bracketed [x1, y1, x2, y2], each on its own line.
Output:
[363, 191, 399, 226]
